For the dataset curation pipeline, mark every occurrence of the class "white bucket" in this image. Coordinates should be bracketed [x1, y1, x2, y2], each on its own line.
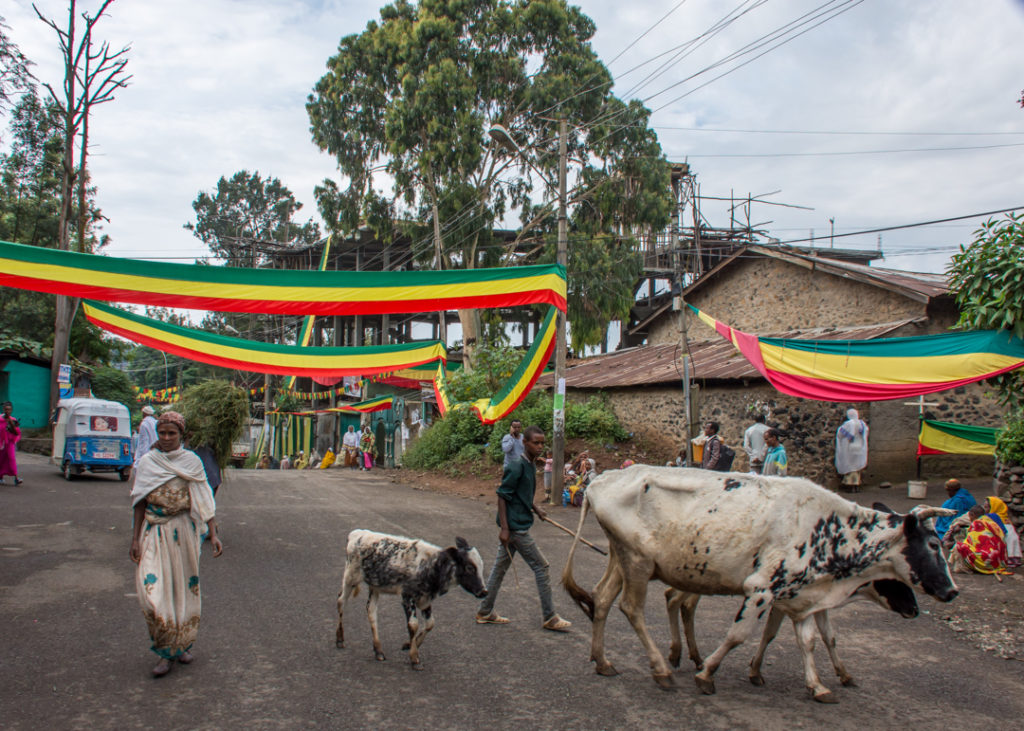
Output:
[907, 480, 927, 499]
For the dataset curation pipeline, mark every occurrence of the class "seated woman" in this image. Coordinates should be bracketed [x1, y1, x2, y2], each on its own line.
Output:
[955, 506, 1013, 579]
[985, 496, 1022, 567]
[943, 505, 984, 572]
[319, 446, 336, 469]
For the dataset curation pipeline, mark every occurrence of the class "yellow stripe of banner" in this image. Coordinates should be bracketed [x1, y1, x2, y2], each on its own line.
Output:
[8, 256, 562, 306]
[918, 421, 996, 456]
[758, 342, 1023, 386]
[85, 302, 445, 372]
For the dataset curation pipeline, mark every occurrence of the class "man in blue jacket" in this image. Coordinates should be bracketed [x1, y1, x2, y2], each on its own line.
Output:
[935, 478, 976, 539]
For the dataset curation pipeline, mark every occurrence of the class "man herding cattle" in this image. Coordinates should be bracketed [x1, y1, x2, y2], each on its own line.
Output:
[476, 425, 573, 632]
[562, 465, 958, 702]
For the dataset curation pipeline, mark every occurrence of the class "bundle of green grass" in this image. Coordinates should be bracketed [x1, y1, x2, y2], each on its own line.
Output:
[178, 380, 250, 468]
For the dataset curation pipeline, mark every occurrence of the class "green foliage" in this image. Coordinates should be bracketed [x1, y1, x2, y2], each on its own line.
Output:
[0, 18, 34, 118]
[402, 407, 491, 471]
[307, 0, 672, 348]
[995, 415, 1024, 465]
[177, 380, 250, 468]
[185, 170, 321, 266]
[947, 213, 1024, 408]
[445, 342, 523, 403]
[89, 365, 136, 409]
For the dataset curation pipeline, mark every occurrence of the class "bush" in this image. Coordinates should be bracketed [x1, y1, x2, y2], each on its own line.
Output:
[177, 380, 250, 468]
[90, 365, 136, 411]
[403, 408, 490, 470]
[996, 414, 1024, 465]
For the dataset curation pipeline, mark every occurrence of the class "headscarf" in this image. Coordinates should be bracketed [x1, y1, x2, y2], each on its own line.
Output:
[986, 496, 1010, 533]
[156, 410, 185, 435]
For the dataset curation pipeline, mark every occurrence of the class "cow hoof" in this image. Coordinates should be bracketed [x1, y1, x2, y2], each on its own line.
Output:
[693, 660, 705, 671]
[374, 651, 386, 662]
[695, 676, 716, 695]
[668, 652, 681, 669]
[813, 691, 838, 704]
[653, 674, 676, 691]
[749, 672, 765, 687]
[595, 664, 619, 677]
[840, 676, 857, 688]
[411, 662, 424, 671]
[335, 640, 345, 649]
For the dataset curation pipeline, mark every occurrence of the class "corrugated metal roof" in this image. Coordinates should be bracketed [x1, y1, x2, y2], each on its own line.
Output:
[538, 319, 923, 389]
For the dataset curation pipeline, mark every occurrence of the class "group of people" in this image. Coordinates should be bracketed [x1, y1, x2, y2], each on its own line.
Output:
[340, 424, 376, 470]
[936, 478, 1022, 577]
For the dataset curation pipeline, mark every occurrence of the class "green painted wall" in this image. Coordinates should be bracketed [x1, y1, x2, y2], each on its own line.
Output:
[0, 360, 51, 429]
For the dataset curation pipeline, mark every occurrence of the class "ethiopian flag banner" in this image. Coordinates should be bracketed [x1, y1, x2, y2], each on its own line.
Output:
[271, 396, 394, 416]
[436, 306, 557, 424]
[689, 305, 1024, 402]
[83, 300, 446, 377]
[917, 419, 998, 457]
[0, 239, 566, 315]
[285, 234, 333, 390]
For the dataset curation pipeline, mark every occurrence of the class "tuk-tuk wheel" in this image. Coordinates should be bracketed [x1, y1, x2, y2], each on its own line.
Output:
[118, 468, 130, 482]
[63, 461, 75, 481]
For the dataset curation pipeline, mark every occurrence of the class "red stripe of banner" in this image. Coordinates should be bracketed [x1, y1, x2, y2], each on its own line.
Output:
[2, 273, 565, 315]
[916, 445, 948, 456]
[764, 366, 1024, 402]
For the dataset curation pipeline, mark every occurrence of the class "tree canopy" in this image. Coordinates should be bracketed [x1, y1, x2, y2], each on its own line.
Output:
[186, 170, 321, 267]
[307, 0, 671, 352]
[947, 212, 1024, 409]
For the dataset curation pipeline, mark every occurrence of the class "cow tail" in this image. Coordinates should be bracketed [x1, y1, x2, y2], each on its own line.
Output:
[561, 494, 595, 621]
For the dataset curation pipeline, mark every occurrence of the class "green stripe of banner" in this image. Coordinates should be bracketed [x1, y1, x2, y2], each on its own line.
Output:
[923, 419, 999, 446]
[1, 239, 564, 288]
[762, 329, 1024, 359]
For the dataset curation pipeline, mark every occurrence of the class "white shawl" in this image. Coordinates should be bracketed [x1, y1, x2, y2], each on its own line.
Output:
[835, 409, 869, 474]
[131, 447, 216, 524]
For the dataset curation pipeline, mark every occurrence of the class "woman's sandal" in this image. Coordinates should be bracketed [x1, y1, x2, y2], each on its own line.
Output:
[475, 612, 510, 624]
[177, 651, 194, 664]
[151, 658, 173, 677]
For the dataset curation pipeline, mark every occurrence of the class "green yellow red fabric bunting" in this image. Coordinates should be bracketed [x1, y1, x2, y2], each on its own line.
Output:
[917, 419, 998, 456]
[285, 234, 333, 390]
[0, 238, 566, 315]
[269, 396, 394, 416]
[690, 305, 1024, 402]
[83, 300, 446, 377]
[435, 306, 557, 424]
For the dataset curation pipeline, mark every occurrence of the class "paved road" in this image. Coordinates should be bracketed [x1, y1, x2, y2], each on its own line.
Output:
[1, 454, 1021, 730]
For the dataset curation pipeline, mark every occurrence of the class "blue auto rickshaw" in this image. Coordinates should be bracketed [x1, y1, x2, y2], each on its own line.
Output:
[51, 397, 133, 481]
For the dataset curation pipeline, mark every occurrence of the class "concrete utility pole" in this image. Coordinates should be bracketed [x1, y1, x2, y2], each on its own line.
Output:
[551, 117, 568, 504]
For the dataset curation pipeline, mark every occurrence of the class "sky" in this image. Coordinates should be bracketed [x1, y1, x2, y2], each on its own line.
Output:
[4, 0, 1024, 279]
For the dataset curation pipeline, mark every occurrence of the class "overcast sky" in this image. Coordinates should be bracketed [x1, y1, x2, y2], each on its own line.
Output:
[5, 0, 1024, 277]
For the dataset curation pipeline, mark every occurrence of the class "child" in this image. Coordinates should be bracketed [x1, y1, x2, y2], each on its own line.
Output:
[542, 450, 553, 500]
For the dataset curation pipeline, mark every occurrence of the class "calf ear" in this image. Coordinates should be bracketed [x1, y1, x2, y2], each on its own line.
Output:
[873, 502, 896, 514]
[455, 536, 469, 550]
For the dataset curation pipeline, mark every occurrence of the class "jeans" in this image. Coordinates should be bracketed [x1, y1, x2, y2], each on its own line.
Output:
[478, 530, 555, 621]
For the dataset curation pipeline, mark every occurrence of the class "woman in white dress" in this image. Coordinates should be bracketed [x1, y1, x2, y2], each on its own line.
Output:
[835, 408, 869, 490]
[129, 411, 223, 677]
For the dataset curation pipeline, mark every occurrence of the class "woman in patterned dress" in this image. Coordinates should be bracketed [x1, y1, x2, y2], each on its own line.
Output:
[129, 411, 223, 677]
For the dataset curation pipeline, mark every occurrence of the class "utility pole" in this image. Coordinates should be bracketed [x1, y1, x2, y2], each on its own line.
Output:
[551, 117, 568, 504]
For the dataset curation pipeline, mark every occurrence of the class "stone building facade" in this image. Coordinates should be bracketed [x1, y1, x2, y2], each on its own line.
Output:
[558, 246, 1005, 485]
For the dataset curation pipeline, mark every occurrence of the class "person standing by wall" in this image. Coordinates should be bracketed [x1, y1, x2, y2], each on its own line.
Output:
[835, 408, 869, 490]
[501, 419, 524, 468]
[134, 405, 158, 468]
[0, 401, 23, 485]
[762, 428, 788, 476]
[475, 425, 572, 632]
[743, 414, 769, 474]
[700, 422, 722, 470]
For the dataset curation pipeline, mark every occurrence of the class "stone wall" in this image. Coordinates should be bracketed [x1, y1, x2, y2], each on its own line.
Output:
[648, 256, 930, 345]
[994, 462, 1024, 543]
[584, 378, 1003, 485]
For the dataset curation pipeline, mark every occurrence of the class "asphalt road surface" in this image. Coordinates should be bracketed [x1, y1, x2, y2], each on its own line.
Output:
[2, 453, 1021, 730]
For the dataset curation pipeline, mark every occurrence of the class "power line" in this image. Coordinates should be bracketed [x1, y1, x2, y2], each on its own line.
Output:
[773, 205, 1024, 245]
[678, 141, 1024, 157]
[654, 125, 1024, 137]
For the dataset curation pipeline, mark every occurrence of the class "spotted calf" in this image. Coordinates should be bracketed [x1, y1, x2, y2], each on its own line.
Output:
[336, 529, 487, 670]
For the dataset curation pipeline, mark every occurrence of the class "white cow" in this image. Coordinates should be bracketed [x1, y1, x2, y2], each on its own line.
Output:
[336, 530, 487, 670]
[562, 466, 957, 702]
